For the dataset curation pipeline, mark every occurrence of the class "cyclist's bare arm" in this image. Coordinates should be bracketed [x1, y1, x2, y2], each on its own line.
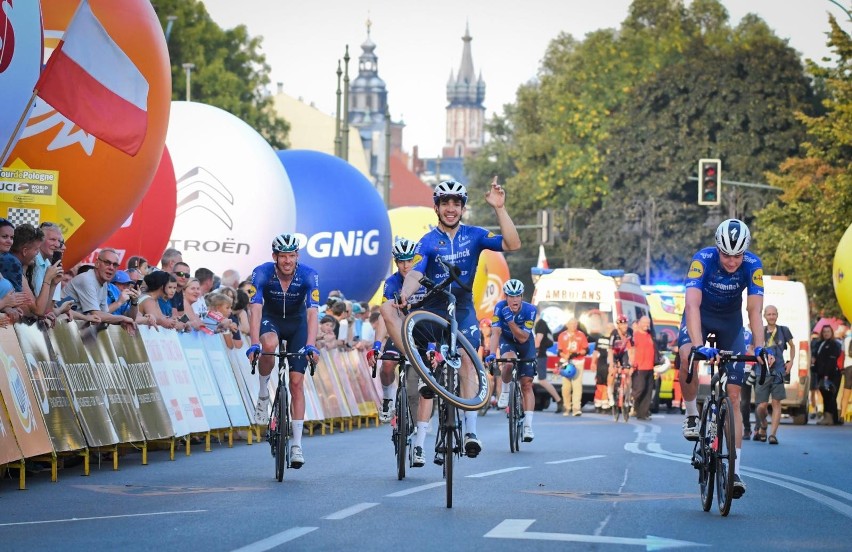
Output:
[486, 176, 521, 252]
[505, 319, 530, 343]
[745, 294, 765, 350]
[683, 287, 704, 352]
[248, 302, 263, 346]
[489, 326, 501, 356]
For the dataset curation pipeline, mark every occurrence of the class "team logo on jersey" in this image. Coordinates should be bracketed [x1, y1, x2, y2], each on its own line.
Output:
[246, 285, 257, 299]
[752, 268, 764, 287]
[524, 320, 534, 330]
[412, 254, 423, 264]
[311, 289, 320, 302]
[491, 314, 500, 324]
[487, 231, 495, 238]
[688, 260, 704, 278]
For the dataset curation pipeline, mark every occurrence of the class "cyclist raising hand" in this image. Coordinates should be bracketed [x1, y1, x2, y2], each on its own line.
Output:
[677, 219, 772, 498]
[246, 233, 320, 469]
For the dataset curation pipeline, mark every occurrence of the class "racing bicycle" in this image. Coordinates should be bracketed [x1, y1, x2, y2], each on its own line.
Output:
[372, 351, 415, 481]
[251, 341, 316, 482]
[398, 258, 490, 508]
[491, 357, 535, 452]
[612, 362, 631, 422]
[686, 346, 767, 516]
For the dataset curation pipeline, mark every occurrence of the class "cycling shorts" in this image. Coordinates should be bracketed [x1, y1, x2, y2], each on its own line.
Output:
[260, 315, 309, 374]
[677, 310, 746, 386]
[383, 337, 401, 355]
[497, 340, 536, 378]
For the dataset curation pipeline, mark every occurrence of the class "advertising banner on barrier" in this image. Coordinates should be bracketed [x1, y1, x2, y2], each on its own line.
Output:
[334, 350, 368, 416]
[327, 350, 361, 416]
[227, 346, 260, 424]
[0, 326, 53, 459]
[49, 323, 119, 448]
[78, 325, 146, 444]
[200, 335, 251, 428]
[303, 372, 324, 422]
[108, 327, 174, 441]
[13, 323, 86, 453]
[341, 350, 380, 415]
[140, 326, 209, 435]
[178, 332, 231, 430]
[0, 391, 23, 465]
[311, 350, 348, 419]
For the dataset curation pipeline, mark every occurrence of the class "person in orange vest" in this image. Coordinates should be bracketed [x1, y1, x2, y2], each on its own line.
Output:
[557, 318, 588, 416]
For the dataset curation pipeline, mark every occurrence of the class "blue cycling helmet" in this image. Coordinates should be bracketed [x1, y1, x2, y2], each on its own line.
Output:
[433, 180, 467, 206]
[392, 238, 417, 261]
[503, 279, 524, 297]
[560, 363, 577, 379]
[272, 233, 300, 253]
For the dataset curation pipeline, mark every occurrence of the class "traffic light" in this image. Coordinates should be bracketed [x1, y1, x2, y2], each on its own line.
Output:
[698, 159, 721, 206]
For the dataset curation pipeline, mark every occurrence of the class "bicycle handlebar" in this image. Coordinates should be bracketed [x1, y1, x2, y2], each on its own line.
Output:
[685, 347, 770, 385]
[369, 351, 407, 378]
[406, 258, 470, 311]
[251, 350, 318, 376]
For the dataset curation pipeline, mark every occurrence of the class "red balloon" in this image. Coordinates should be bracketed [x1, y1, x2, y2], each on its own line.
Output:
[90, 146, 176, 266]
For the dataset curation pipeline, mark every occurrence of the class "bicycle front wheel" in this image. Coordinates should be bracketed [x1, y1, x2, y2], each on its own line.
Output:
[401, 311, 489, 411]
[698, 399, 714, 511]
[275, 386, 287, 482]
[396, 384, 409, 481]
[716, 396, 736, 516]
[622, 383, 631, 422]
[509, 380, 522, 452]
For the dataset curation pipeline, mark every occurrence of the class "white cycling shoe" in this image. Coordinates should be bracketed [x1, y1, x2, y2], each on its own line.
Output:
[255, 396, 270, 425]
[497, 391, 509, 409]
[290, 445, 304, 469]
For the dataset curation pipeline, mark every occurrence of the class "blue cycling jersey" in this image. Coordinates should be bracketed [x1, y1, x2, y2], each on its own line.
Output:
[491, 299, 537, 344]
[382, 271, 425, 305]
[411, 224, 503, 308]
[249, 262, 320, 318]
[684, 247, 764, 315]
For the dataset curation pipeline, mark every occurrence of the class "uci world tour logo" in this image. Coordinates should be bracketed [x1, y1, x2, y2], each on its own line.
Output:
[176, 166, 235, 229]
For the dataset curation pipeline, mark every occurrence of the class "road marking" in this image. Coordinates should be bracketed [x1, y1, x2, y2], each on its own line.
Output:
[545, 454, 605, 465]
[323, 502, 379, 520]
[467, 466, 530, 478]
[484, 519, 708, 549]
[385, 482, 445, 497]
[0, 509, 206, 527]
[231, 527, 318, 552]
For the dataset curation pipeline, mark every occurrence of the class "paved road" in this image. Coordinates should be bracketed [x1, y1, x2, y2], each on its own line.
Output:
[2, 406, 851, 551]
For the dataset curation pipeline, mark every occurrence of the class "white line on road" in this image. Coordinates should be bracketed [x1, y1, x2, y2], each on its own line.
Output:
[545, 455, 606, 465]
[0, 509, 206, 527]
[467, 466, 530, 478]
[385, 482, 445, 497]
[323, 502, 379, 520]
[231, 527, 318, 552]
[484, 519, 707, 548]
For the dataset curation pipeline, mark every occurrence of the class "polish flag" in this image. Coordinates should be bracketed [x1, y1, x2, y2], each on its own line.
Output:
[537, 244, 549, 269]
[34, 0, 148, 156]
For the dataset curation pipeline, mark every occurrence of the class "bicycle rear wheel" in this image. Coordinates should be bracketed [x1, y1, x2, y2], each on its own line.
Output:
[396, 384, 409, 481]
[274, 385, 287, 482]
[698, 399, 714, 511]
[401, 311, 489, 411]
[715, 396, 736, 516]
[622, 382, 631, 422]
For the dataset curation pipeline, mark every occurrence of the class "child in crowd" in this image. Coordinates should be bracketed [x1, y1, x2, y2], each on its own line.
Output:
[203, 292, 235, 343]
[317, 315, 338, 350]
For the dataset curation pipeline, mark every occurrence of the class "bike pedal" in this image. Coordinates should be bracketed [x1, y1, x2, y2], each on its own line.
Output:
[433, 453, 445, 466]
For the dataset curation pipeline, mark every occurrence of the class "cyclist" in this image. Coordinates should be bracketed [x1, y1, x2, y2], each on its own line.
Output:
[246, 233, 321, 469]
[678, 219, 772, 498]
[607, 315, 632, 409]
[381, 177, 521, 459]
[486, 279, 538, 442]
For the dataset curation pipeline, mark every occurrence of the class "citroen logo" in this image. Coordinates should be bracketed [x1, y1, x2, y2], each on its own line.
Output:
[175, 166, 235, 229]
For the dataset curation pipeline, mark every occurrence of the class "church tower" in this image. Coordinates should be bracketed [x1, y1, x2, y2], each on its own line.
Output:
[443, 24, 486, 158]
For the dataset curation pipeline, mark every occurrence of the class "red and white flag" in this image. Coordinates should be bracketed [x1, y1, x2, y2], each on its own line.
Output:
[537, 244, 549, 269]
[34, 0, 149, 156]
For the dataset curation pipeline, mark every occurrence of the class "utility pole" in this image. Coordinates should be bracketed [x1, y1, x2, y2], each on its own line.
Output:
[182, 63, 195, 102]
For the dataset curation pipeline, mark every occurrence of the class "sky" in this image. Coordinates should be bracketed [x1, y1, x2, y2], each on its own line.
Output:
[199, 0, 846, 158]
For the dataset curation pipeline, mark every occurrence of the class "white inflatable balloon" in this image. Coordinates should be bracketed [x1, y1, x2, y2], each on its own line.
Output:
[165, 102, 295, 277]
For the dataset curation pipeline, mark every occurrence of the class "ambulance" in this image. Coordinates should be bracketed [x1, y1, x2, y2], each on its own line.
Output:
[531, 268, 651, 409]
[643, 285, 685, 410]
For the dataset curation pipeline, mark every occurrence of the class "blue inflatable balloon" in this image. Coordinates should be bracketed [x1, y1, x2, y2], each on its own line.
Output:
[276, 150, 392, 301]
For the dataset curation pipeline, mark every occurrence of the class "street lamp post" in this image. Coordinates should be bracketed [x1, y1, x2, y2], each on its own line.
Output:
[164, 15, 177, 42]
[182, 63, 195, 102]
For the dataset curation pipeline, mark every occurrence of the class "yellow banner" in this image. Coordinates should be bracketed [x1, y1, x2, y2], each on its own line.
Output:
[0, 391, 23, 465]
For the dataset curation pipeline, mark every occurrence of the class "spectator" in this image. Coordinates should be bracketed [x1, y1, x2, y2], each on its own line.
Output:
[62, 247, 137, 331]
[106, 270, 140, 316]
[329, 301, 347, 346]
[125, 255, 149, 275]
[317, 315, 338, 349]
[180, 278, 206, 331]
[814, 325, 843, 425]
[195, 267, 215, 295]
[32, 222, 64, 307]
[753, 305, 795, 444]
[557, 318, 588, 416]
[840, 325, 852, 422]
[629, 316, 656, 420]
[159, 248, 182, 273]
[231, 289, 250, 337]
[0, 223, 58, 319]
[203, 292, 236, 345]
[534, 314, 563, 413]
[170, 261, 192, 314]
[137, 270, 183, 330]
[358, 301, 375, 345]
[0, 220, 29, 323]
[592, 321, 613, 412]
[221, 269, 240, 289]
[809, 330, 823, 419]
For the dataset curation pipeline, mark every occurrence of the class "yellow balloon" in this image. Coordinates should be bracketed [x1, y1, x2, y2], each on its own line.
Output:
[833, 223, 852, 321]
[369, 207, 436, 305]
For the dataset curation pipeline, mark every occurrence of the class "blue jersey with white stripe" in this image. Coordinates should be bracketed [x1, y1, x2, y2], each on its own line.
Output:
[684, 247, 764, 315]
[249, 262, 320, 318]
[491, 299, 537, 344]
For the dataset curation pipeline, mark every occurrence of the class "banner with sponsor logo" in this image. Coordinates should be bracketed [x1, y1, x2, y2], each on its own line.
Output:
[13, 323, 86, 453]
[108, 326, 174, 441]
[327, 349, 361, 417]
[199, 334, 251, 428]
[333, 350, 370, 416]
[178, 332, 230, 430]
[303, 372, 324, 422]
[228, 344, 261, 425]
[78, 325, 145, 444]
[140, 326, 209, 435]
[0, 391, 23, 465]
[49, 322, 119, 448]
[311, 350, 350, 419]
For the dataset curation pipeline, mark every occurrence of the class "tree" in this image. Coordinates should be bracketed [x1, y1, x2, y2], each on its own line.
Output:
[150, 0, 289, 148]
[753, 15, 852, 318]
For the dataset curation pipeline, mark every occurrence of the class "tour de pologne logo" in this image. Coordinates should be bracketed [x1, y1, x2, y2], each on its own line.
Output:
[3, 353, 34, 434]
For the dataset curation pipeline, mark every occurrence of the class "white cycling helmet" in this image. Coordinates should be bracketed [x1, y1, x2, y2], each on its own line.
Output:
[272, 233, 300, 253]
[714, 219, 750, 255]
[503, 279, 524, 297]
[433, 180, 468, 206]
[392, 238, 417, 261]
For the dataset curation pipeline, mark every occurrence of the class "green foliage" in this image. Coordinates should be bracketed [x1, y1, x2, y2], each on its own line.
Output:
[753, 14, 852, 319]
[150, 0, 289, 148]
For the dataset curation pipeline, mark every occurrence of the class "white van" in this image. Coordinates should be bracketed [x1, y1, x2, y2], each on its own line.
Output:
[531, 268, 651, 408]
